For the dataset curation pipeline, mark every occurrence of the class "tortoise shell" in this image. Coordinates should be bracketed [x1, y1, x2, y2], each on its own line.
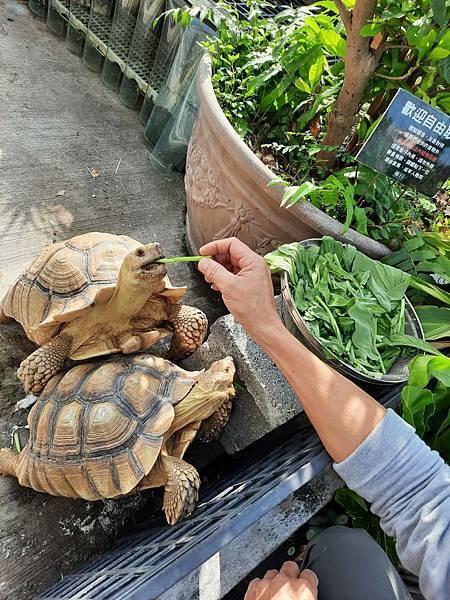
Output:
[1, 232, 184, 346]
[15, 354, 203, 500]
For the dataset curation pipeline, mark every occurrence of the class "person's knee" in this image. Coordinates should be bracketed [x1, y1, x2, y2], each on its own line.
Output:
[309, 525, 375, 552]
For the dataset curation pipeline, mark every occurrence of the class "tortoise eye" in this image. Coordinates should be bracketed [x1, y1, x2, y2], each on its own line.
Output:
[136, 249, 145, 257]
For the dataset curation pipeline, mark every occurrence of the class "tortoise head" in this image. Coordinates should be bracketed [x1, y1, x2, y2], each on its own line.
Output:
[120, 243, 167, 291]
[200, 357, 236, 394]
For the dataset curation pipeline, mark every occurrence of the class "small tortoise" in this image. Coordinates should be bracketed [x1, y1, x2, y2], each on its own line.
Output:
[0, 354, 235, 524]
[0, 232, 207, 395]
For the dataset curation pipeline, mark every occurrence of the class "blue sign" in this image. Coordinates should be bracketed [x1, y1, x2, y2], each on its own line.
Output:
[356, 89, 450, 196]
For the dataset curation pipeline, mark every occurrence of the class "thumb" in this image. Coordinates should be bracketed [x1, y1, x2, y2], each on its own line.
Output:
[198, 258, 234, 290]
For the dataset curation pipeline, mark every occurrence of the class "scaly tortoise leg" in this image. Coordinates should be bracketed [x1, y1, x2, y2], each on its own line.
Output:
[166, 304, 207, 359]
[134, 454, 200, 525]
[198, 398, 233, 443]
[17, 332, 73, 395]
[161, 454, 200, 524]
[0, 448, 19, 479]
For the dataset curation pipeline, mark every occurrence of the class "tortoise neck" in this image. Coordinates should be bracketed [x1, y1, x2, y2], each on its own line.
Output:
[108, 280, 150, 317]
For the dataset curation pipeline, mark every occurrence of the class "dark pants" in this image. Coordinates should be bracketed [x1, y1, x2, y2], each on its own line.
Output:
[301, 526, 412, 600]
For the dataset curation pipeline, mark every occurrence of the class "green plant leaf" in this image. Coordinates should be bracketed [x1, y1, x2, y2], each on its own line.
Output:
[335, 488, 369, 515]
[437, 56, 450, 83]
[308, 54, 324, 89]
[438, 29, 450, 51]
[264, 242, 302, 284]
[387, 334, 444, 357]
[436, 92, 450, 111]
[407, 354, 450, 388]
[359, 22, 384, 37]
[415, 306, 450, 340]
[353, 206, 368, 235]
[431, 0, 449, 26]
[248, 63, 283, 92]
[280, 182, 317, 208]
[428, 47, 450, 60]
[418, 29, 437, 60]
[410, 277, 450, 306]
[320, 29, 346, 57]
[294, 77, 311, 94]
[401, 386, 435, 436]
[428, 356, 450, 387]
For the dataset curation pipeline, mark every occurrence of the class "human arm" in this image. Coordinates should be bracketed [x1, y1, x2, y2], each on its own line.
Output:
[198, 237, 386, 463]
[198, 238, 450, 599]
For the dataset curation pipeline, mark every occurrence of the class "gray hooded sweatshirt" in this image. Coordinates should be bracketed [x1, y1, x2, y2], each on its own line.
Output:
[334, 409, 450, 600]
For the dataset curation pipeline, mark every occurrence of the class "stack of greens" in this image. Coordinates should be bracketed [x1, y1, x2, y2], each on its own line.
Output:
[265, 237, 438, 379]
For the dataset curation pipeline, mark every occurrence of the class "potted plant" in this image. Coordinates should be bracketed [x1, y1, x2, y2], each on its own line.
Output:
[181, 0, 449, 256]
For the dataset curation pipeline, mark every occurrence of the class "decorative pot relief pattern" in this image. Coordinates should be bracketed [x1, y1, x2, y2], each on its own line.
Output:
[185, 135, 282, 255]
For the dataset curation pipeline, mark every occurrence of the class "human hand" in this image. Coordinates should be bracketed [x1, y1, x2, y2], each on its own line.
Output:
[244, 562, 318, 600]
[198, 238, 283, 342]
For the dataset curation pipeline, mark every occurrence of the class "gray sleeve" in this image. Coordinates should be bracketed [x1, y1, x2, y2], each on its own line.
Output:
[334, 409, 450, 600]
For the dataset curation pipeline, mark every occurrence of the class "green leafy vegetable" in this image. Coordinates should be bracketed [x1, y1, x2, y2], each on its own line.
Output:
[415, 306, 450, 340]
[384, 334, 443, 357]
[265, 237, 427, 379]
[409, 277, 450, 306]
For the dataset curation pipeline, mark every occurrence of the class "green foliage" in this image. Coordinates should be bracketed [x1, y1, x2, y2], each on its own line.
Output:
[175, 0, 448, 244]
[382, 232, 450, 305]
[415, 306, 450, 340]
[264, 237, 437, 378]
[401, 354, 450, 461]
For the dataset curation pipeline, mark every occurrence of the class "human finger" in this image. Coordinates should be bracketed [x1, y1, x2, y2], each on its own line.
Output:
[263, 569, 278, 580]
[200, 238, 257, 269]
[244, 578, 262, 600]
[299, 569, 318, 590]
[279, 561, 300, 578]
[198, 258, 235, 289]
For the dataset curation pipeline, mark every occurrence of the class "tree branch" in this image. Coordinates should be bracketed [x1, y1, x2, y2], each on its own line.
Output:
[333, 0, 351, 33]
[384, 44, 412, 50]
[374, 68, 417, 81]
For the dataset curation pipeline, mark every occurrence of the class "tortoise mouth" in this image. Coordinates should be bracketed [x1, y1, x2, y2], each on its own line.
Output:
[140, 256, 166, 274]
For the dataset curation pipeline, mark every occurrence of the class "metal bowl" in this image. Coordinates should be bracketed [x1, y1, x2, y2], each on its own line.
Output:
[280, 238, 425, 385]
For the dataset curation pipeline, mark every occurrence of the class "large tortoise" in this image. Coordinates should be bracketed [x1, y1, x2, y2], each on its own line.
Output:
[0, 232, 207, 395]
[0, 354, 235, 524]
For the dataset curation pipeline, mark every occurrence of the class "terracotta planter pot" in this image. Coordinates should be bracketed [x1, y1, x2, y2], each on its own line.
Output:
[185, 55, 390, 259]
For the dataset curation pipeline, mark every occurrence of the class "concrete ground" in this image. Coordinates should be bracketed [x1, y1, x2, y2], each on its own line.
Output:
[0, 1, 222, 597]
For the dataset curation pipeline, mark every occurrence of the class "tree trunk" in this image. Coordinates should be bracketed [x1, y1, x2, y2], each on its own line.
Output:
[318, 0, 384, 170]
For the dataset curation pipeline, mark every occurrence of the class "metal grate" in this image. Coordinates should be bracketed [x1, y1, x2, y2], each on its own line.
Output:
[70, 1, 91, 28]
[106, 11, 139, 67]
[40, 385, 402, 599]
[124, 19, 161, 88]
[87, 11, 113, 50]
